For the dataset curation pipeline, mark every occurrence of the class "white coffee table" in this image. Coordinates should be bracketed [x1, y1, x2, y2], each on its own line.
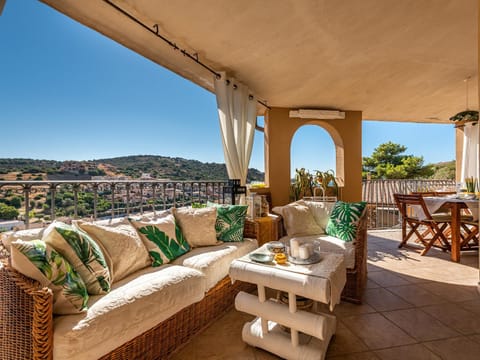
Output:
[229, 244, 346, 360]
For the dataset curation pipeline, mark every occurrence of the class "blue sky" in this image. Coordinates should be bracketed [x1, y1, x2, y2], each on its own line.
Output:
[0, 1, 455, 175]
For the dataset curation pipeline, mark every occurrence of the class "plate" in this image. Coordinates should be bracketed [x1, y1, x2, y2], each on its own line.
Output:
[249, 252, 274, 263]
[288, 252, 321, 265]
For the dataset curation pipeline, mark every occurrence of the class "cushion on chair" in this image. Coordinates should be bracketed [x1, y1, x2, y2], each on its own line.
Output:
[52, 265, 206, 360]
[10, 239, 89, 315]
[172, 207, 219, 247]
[43, 221, 112, 295]
[172, 238, 258, 290]
[326, 201, 367, 242]
[303, 200, 336, 231]
[74, 220, 151, 282]
[273, 201, 323, 236]
[129, 214, 190, 267]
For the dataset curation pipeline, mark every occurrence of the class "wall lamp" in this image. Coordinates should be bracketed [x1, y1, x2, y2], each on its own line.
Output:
[289, 109, 345, 120]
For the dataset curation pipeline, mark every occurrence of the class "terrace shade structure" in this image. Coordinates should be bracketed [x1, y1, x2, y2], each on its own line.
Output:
[37, 0, 480, 287]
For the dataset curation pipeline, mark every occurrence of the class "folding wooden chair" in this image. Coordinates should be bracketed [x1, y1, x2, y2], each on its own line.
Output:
[394, 193, 451, 255]
[460, 219, 479, 250]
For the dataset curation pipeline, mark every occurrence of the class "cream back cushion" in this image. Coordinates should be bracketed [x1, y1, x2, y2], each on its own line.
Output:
[303, 201, 336, 231]
[1, 227, 45, 250]
[74, 220, 151, 282]
[172, 207, 219, 247]
[274, 201, 323, 236]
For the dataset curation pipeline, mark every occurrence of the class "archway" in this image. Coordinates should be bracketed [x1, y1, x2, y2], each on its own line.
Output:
[290, 124, 344, 199]
[291, 125, 336, 177]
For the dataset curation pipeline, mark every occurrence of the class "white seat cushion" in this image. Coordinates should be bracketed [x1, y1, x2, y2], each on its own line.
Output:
[53, 265, 206, 360]
[280, 235, 356, 269]
[172, 238, 258, 290]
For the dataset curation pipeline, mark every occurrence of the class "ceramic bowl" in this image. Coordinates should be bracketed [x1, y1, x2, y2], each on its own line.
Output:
[267, 241, 285, 254]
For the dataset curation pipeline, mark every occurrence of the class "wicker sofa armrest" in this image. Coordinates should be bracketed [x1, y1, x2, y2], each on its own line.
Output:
[0, 259, 53, 360]
[353, 210, 368, 273]
[341, 209, 368, 304]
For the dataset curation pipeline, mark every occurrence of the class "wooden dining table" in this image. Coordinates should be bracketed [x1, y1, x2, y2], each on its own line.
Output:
[423, 196, 479, 262]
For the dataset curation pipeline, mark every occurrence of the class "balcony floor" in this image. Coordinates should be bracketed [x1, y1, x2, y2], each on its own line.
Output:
[172, 230, 480, 360]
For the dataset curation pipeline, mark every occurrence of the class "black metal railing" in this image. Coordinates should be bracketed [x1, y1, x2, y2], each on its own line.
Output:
[0, 180, 229, 229]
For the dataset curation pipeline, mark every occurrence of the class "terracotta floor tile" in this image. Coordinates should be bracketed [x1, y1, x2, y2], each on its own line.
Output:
[367, 263, 384, 273]
[368, 270, 411, 287]
[365, 279, 381, 289]
[468, 334, 480, 344]
[364, 288, 413, 312]
[422, 302, 480, 335]
[252, 348, 281, 359]
[341, 313, 416, 350]
[374, 344, 441, 360]
[172, 310, 255, 359]
[458, 299, 480, 316]
[419, 281, 479, 303]
[327, 352, 380, 360]
[382, 308, 460, 341]
[424, 336, 480, 360]
[385, 284, 447, 307]
[333, 301, 376, 318]
[326, 320, 369, 356]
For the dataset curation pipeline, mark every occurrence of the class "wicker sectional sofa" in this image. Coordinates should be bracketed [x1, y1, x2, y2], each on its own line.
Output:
[0, 217, 257, 360]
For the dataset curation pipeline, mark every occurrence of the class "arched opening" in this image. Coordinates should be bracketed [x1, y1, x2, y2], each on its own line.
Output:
[290, 125, 336, 177]
[290, 124, 343, 199]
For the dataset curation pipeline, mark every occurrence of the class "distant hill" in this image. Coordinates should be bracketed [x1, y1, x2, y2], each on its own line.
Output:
[0, 156, 264, 182]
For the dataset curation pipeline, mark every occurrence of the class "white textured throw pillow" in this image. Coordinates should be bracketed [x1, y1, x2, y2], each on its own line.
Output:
[172, 207, 219, 247]
[303, 200, 336, 232]
[74, 220, 151, 282]
[276, 202, 323, 236]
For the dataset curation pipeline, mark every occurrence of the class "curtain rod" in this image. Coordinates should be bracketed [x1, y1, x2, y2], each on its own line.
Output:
[103, 0, 270, 110]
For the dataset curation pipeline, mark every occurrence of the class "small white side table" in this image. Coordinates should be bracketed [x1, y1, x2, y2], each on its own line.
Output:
[229, 245, 346, 360]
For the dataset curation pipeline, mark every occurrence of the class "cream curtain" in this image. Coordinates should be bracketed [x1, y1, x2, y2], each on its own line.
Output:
[461, 122, 479, 180]
[214, 73, 256, 185]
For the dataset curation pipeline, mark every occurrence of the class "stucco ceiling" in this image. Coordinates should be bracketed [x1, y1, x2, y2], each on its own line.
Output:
[41, 0, 478, 123]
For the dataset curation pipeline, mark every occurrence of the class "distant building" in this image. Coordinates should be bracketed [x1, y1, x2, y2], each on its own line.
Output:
[140, 173, 155, 180]
[91, 175, 130, 180]
[0, 220, 25, 232]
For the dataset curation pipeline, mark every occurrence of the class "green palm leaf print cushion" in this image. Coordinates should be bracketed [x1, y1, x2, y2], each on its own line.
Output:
[129, 214, 190, 267]
[208, 203, 248, 242]
[43, 221, 111, 295]
[326, 201, 366, 242]
[10, 239, 88, 315]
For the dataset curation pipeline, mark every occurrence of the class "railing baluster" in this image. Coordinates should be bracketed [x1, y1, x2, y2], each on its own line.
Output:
[139, 183, 144, 215]
[49, 184, 57, 221]
[110, 183, 116, 219]
[92, 183, 98, 220]
[126, 183, 131, 216]
[73, 184, 79, 219]
[152, 183, 156, 213]
[23, 184, 31, 229]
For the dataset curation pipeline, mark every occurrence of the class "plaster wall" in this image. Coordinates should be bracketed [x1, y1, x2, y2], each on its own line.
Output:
[264, 107, 363, 207]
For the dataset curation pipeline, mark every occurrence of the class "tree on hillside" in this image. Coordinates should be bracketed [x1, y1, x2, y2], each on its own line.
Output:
[430, 161, 455, 180]
[363, 142, 434, 179]
[0, 203, 19, 220]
